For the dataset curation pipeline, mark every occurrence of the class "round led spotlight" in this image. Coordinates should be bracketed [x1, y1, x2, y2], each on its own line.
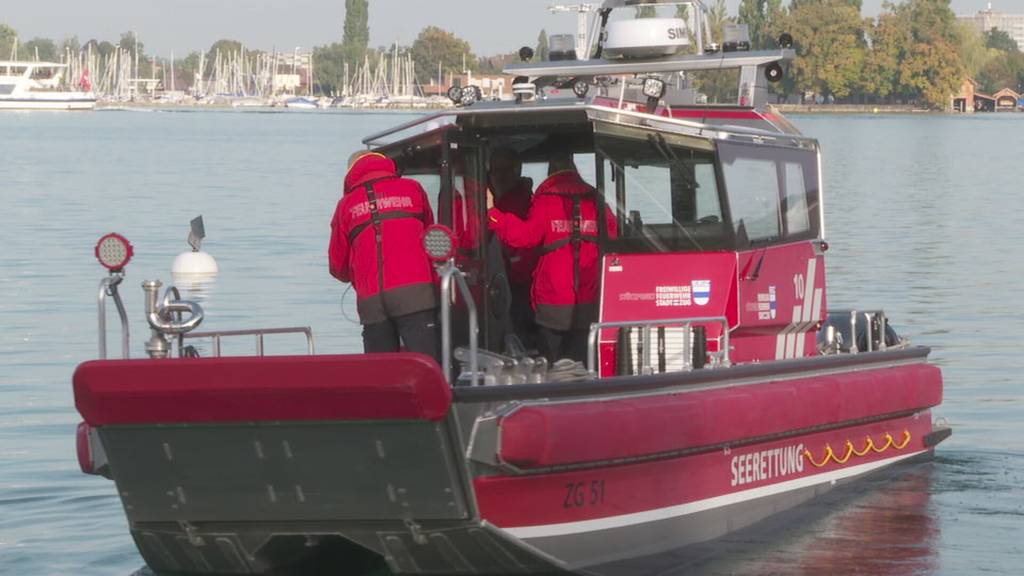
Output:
[95, 233, 134, 272]
[422, 225, 456, 263]
[572, 79, 590, 99]
[447, 85, 463, 103]
[642, 77, 667, 100]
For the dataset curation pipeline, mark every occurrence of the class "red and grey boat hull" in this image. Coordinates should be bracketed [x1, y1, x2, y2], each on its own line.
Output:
[73, 348, 947, 575]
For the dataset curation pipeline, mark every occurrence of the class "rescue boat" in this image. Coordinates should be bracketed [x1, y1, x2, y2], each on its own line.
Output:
[73, 2, 949, 574]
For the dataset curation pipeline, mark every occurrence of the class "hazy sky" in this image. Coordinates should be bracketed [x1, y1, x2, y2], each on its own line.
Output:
[2, 0, 1007, 58]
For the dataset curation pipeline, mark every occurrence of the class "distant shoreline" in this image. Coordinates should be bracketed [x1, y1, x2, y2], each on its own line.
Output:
[772, 104, 933, 114]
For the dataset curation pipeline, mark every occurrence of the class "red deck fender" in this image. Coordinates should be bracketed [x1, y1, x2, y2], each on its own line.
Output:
[498, 363, 942, 469]
[74, 353, 451, 425]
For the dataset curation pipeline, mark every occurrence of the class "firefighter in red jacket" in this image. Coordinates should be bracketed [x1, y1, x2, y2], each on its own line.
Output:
[487, 153, 617, 362]
[329, 152, 440, 361]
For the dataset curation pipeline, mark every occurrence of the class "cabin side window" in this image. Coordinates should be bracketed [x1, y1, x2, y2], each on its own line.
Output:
[718, 142, 820, 248]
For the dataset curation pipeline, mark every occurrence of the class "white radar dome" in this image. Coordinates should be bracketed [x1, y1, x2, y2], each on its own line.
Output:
[603, 18, 690, 59]
[172, 250, 219, 277]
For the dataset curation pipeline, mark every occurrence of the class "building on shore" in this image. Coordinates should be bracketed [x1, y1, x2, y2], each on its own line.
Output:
[993, 88, 1021, 111]
[958, 3, 1024, 50]
[952, 78, 1023, 112]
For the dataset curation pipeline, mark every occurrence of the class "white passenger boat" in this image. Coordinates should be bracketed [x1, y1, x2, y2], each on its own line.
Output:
[0, 61, 96, 110]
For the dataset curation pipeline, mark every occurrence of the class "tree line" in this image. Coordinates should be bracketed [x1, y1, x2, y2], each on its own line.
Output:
[738, 0, 1022, 108]
[4, 0, 1022, 108]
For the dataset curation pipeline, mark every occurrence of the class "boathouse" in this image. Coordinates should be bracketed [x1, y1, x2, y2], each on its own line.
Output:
[953, 78, 979, 112]
[952, 78, 1001, 112]
[994, 88, 1021, 111]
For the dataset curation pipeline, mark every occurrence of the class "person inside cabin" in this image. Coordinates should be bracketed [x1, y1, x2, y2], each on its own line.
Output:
[328, 151, 441, 362]
[487, 147, 539, 346]
[487, 151, 617, 363]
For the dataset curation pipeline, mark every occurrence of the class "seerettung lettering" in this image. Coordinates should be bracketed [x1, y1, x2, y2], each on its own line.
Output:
[730, 444, 804, 487]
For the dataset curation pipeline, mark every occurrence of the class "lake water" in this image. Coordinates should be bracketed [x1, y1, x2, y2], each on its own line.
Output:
[1, 109, 1021, 575]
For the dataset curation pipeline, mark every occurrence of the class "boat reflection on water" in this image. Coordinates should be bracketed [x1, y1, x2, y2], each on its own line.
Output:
[676, 463, 939, 576]
[170, 273, 216, 303]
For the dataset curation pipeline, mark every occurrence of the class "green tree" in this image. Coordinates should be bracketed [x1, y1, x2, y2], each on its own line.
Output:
[772, 0, 868, 101]
[955, 21, 994, 79]
[177, 51, 203, 88]
[691, 0, 741, 103]
[119, 31, 143, 57]
[20, 37, 58, 61]
[313, 43, 347, 95]
[59, 36, 81, 56]
[977, 52, 1024, 93]
[410, 26, 475, 85]
[863, 11, 911, 100]
[118, 31, 153, 77]
[0, 24, 18, 59]
[343, 0, 370, 50]
[635, 6, 656, 18]
[82, 39, 117, 58]
[738, 0, 782, 49]
[207, 39, 244, 61]
[880, 0, 965, 108]
[985, 28, 1019, 53]
[536, 29, 549, 61]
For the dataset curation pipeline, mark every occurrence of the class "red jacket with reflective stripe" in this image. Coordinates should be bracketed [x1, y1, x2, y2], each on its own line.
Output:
[487, 171, 617, 327]
[329, 154, 436, 323]
[494, 178, 538, 286]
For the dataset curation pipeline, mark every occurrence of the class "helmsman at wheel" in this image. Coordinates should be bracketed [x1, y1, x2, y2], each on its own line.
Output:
[329, 152, 440, 361]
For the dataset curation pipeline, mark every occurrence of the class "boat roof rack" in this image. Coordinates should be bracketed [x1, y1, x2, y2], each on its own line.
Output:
[504, 49, 793, 79]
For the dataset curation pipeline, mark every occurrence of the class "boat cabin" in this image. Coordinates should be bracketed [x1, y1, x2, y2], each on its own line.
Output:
[365, 95, 825, 378]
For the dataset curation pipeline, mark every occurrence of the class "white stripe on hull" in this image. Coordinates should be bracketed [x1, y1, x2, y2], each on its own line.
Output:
[504, 449, 927, 539]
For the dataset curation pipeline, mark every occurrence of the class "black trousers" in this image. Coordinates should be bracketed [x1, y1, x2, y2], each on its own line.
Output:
[509, 282, 537, 351]
[538, 326, 589, 364]
[362, 309, 441, 362]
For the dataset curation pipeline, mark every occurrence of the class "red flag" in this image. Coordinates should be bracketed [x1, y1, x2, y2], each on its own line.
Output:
[79, 68, 92, 92]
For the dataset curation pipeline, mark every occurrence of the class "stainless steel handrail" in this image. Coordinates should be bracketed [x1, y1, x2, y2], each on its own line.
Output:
[97, 274, 129, 359]
[183, 327, 316, 357]
[587, 316, 731, 376]
[439, 261, 479, 386]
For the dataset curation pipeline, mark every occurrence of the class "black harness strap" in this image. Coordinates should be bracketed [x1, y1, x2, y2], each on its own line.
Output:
[571, 195, 582, 296]
[347, 211, 424, 243]
[538, 192, 598, 301]
[349, 176, 429, 299]
[364, 180, 387, 297]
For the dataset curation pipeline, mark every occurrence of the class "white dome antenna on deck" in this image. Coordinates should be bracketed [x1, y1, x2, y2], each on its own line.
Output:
[603, 18, 691, 59]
